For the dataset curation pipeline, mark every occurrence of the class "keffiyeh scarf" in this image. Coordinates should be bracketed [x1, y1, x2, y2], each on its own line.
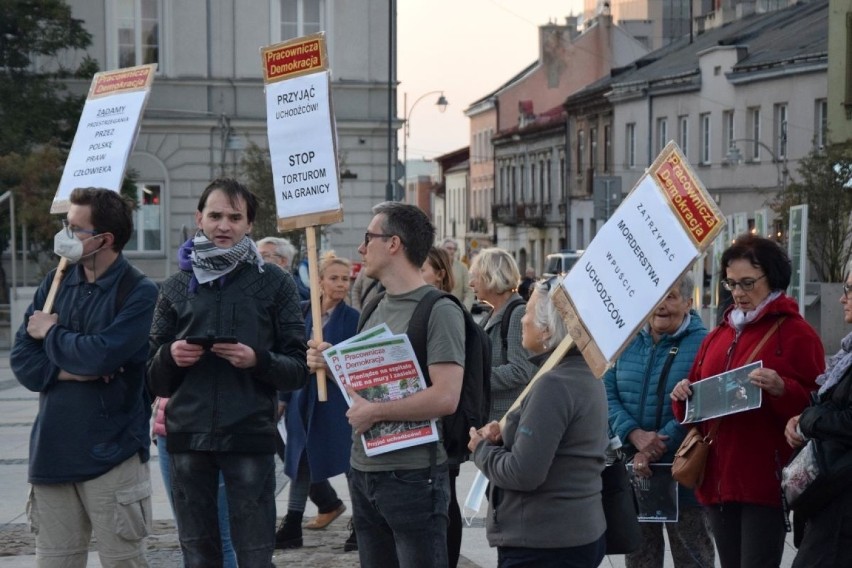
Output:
[190, 232, 263, 284]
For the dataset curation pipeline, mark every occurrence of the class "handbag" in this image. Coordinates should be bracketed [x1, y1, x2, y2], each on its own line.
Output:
[782, 433, 852, 517]
[601, 459, 641, 555]
[671, 422, 719, 489]
[671, 317, 786, 489]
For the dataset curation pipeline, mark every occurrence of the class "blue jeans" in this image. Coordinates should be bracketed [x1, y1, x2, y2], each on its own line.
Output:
[170, 450, 276, 567]
[157, 436, 236, 568]
[498, 534, 606, 568]
[349, 464, 450, 568]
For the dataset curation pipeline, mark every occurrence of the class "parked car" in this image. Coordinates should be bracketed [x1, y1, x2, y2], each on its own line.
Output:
[543, 250, 584, 278]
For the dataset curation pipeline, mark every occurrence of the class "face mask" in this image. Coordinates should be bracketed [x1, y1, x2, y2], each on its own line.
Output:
[53, 230, 102, 263]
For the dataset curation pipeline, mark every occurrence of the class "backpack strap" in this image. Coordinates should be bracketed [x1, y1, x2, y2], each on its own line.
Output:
[500, 298, 526, 364]
[405, 288, 450, 387]
[115, 264, 145, 314]
[357, 291, 386, 331]
[360, 277, 380, 307]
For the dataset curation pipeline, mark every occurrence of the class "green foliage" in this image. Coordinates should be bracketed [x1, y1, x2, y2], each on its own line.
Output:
[239, 142, 304, 254]
[772, 142, 852, 282]
[0, 0, 95, 154]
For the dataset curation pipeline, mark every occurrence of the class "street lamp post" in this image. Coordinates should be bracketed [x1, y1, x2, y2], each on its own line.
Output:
[725, 133, 789, 191]
[401, 91, 448, 201]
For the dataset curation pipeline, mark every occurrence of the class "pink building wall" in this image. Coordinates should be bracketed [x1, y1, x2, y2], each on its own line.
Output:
[497, 18, 616, 130]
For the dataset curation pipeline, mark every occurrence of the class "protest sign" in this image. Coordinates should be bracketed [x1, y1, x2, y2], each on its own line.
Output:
[261, 32, 342, 230]
[44, 64, 155, 314]
[51, 64, 156, 214]
[261, 32, 343, 401]
[467, 142, 725, 516]
[555, 141, 725, 376]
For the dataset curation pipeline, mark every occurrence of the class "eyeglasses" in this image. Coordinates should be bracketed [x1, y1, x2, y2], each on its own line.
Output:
[721, 274, 766, 292]
[363, 232, 394, 247]
[260, 252, 284, 262]
[62, 219, 99, 239]
[843, 283, 852, 298]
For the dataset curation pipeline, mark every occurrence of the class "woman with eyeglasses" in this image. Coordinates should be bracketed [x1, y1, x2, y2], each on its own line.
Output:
[671, 234, 824, 568]
[783, 264, 852, 567]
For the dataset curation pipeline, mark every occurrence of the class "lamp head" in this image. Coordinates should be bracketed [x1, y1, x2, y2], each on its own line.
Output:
[436, 93, 449, 113]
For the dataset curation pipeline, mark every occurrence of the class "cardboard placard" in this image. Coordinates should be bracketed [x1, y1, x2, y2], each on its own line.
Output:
[51, 64, 156, 214]
[561, 141, 725, 376]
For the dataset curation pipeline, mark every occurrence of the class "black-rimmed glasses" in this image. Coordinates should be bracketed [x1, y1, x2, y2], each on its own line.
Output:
[62, 219, 99, 239]
[363, 232, 394, 247]
[721, 274, 766, 292]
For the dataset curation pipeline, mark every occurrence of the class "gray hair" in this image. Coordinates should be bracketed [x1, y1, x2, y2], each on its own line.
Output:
[469, 248, 521, 294]
[676, 272, 695, 302]
[530, 281, 568, 347]
[256, 236, 296, 265]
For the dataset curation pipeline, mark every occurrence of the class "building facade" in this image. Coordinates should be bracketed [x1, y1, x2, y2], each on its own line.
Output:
[473, 15, 648, 274]
[65, 0, 394, 280]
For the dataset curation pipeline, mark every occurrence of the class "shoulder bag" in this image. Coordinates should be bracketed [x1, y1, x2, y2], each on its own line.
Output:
[782, 430, 852, 517]
[602, 458, 641, 555]
[671, 317, 786, 489]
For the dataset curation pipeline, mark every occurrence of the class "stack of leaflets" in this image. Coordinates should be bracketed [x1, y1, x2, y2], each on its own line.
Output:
[323, 325, 439, 456]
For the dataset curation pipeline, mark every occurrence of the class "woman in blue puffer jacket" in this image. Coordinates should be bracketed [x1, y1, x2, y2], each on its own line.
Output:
[604, 274, 715, 568]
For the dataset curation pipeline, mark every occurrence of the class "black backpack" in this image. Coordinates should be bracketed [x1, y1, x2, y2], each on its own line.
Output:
[498, 298, 526, 365]
[360, 288, 492, 464]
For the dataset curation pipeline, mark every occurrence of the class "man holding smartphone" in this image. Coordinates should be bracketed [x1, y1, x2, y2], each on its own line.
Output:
[148, 178, 308, 566]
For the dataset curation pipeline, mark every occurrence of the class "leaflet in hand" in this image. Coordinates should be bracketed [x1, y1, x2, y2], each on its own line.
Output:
[323, 330, 439, 456]
[683, 361, 763, 423]
[324, 324, 392, 404]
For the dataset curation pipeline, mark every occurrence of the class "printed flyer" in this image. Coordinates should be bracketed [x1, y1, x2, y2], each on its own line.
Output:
[325, 332, 438, 456]
[683, 361, 763, 423]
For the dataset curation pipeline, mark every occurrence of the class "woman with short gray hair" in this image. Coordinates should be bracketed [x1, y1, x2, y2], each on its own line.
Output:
[470, 248, 538, 421]
[468, 280, 608, 567]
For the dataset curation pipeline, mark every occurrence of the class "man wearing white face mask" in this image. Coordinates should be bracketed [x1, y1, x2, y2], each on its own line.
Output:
[11, 187, 159, 567]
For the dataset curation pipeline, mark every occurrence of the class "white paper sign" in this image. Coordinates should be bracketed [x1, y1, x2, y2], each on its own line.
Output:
[562, 175, 700, 361]
[52, 65, 155, 213]
[265, 72, 340, 218]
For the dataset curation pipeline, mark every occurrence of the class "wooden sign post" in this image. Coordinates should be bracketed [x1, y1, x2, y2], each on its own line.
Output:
[261, 33, 343, 401]
[44, 64, 156, 312]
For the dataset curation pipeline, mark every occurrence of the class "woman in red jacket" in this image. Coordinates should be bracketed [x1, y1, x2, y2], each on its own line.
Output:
[671, 234, 824, 568]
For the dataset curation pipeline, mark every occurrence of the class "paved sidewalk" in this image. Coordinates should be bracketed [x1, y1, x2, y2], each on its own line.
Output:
[0, 351, 802, 567]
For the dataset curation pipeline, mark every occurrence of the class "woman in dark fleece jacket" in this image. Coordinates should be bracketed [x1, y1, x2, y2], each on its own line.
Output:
[468, 280, 609, 568]
[672, 234, 824, 568]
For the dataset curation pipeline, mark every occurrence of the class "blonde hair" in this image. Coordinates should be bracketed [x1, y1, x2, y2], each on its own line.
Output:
[470, 248, 521, 294]
[319, 251, 351, 278]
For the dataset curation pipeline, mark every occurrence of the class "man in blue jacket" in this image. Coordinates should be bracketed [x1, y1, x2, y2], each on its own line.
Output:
[148, 178, 308, 566]
[11, 187, 159, 567]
